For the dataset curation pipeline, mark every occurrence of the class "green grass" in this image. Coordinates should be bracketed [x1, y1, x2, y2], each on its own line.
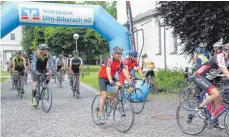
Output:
[0, 69, 10, 82]
[80, 65, 100, 89]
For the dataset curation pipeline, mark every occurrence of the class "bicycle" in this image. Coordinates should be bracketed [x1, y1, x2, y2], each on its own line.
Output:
[12, 71, 18, 90]
[91, 84, 135, 133]
[70, 73, 80, 99]
[57, 68, 64, 88]
[123, 78, 146, 114]
[33, 71, 53, 113]
[176, 88, 229, 135]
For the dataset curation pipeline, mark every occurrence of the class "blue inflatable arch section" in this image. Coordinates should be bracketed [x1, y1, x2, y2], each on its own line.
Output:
[1, 1, 131, 56]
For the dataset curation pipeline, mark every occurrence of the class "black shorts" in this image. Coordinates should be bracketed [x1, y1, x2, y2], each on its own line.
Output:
[99, 77, 118, 92]
[193, 75, 216, 94]
[144, 70, 155, 77]
[57, 66, 63, 71]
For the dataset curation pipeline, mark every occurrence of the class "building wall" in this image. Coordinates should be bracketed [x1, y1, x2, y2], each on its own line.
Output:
[0, 26, 23, 64]
[117, 1, 191, 70]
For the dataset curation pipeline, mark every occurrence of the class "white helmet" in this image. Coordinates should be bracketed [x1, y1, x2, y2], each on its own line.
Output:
[213, 42, 223, 48]
[53, 56, 56, 60]
[199, 42, 207, 48]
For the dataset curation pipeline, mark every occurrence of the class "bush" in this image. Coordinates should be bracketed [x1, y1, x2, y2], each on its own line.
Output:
[155, 68, 185, 92]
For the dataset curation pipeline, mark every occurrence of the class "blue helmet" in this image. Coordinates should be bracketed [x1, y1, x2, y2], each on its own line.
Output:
[195, 47, 204, 54]
[129, 50, 138, 57]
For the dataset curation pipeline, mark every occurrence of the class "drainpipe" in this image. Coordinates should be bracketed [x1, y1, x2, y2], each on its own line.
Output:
[163, 19, 167, 69]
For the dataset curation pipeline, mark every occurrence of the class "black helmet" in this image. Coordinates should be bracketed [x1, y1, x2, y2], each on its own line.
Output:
[72, 50, 79, 56]
[15, 51, 21, 55]
[39, 44, 49, 50]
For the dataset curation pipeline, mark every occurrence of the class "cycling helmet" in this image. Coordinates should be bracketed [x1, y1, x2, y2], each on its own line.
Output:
[213, 42, 223, 49]
[195, 47, 204, 54]
[15, 51, 21, 55]
[199, 42, 207, 48]
[112, 46, 123, 54]
[129, 50, 138, 57]
[59, 54, 63, 58]
[39, 44, 49, 50]
[141, 53, 147, 58]
[53, 56, 56, 60]
[72, 50, 79, 56]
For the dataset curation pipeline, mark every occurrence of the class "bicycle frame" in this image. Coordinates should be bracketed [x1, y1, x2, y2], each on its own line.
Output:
[198, 90, 229, 123]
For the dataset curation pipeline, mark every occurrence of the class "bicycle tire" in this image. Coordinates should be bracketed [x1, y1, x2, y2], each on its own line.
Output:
[59, 74, 62, 88]
[128, 88, 146, 114]
[91, 95, 102, 125]
[224, 109, 229, 135]
[20, 76, 24, 98]
[75, 79, 79, 99]
[176, 100, 206, 135]
[113, 99, 134, 133]
[41, 87, 52, 113]
[17, 78, 21, 96]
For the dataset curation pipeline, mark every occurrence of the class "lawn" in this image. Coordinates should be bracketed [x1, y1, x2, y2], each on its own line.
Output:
[0, 69, 10, 83]
[80, 65, 100, 89]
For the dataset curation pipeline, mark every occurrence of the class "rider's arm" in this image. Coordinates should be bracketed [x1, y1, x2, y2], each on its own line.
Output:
[69, 58, 73, 74]
[22, 57, 27, 72]
[137, 66, 144, 78]
[217, 53, 229, 80]
[48, 54, 54, 72]
[106, 57, 113, 83]
[122, 67, 131, 84]
[32, 53, 38, 72]
[12, 57, 15, 73]
[79, 58, 83, 71]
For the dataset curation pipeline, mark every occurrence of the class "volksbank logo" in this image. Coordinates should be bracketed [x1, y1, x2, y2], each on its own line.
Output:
[21, 7, 40, 20]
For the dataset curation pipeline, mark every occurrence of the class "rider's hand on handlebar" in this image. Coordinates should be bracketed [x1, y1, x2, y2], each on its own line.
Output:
[110, 81, 115, 86]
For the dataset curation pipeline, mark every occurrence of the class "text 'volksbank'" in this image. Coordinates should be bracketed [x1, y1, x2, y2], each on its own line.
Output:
[42, 9, 92, 23]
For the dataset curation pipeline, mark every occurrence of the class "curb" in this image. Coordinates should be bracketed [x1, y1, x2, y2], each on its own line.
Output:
[80, 82, 99, 95]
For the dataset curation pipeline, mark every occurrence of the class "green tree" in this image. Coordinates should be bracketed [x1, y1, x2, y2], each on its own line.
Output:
[154, 1, 229, 56]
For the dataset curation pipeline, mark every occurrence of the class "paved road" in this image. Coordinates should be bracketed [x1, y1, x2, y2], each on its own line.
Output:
[1, 75, 228, 137]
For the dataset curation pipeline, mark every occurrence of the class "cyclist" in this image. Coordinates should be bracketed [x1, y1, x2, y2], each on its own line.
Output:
[12, 51, 27, 92]
[141, 53, 157, 87]
[67, 54, 72, 78]
[8, 52, 16, 79]
[119, 50, 144, 84]
[213, 41, 224, 55]
[69, 50, 83, 94]
[55, 54, 65, 80]
[32, 44, 54, 107]
[194, 43, 229, 129]
[98, 46, 132, 124]
[194, 47, 209, 67]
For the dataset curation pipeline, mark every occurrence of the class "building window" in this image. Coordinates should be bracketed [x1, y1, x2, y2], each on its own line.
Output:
[170, 30, 178, 54]
[10, 33, 15, 40]
[155, 19, 162, 55]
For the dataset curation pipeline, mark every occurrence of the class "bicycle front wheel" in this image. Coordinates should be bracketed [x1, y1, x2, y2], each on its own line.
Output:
[176, 100, 206, 135]
[113, 99, 134, 133]
[128, 88, 146, 114]
[224, 109, 229, 135]
[91, 95, 102, 125]
[41, 87, 52, 113]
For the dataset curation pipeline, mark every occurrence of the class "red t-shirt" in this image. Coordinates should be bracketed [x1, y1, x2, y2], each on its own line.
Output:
[98, 56, 123, 79]
[119, 58, 138, 75]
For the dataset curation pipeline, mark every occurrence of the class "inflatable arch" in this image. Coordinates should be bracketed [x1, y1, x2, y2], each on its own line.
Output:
[1, 1, 131, 56]
[1, 1, 150, 99]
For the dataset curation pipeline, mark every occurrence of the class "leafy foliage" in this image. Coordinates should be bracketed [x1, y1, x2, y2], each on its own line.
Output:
[154, 1, 229, 56]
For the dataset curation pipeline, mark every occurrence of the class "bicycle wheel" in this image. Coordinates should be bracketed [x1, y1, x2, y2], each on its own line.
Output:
[75, 79, 79, 99]
[20, 76, 24, 98]
[176, 100, 206, 135]
[24, 73, 27, 85]
[113, 98, 134, 133]
[91, 95, 102, 125]
[179, 86, 194, 104]
[17, 77, 21, 97]
[224, 109, 229, 135]
[33, 90, 40, 108]
[128, 88, 146, 114]
[41, 87, 52, 113]
[59, 74, 62, 88]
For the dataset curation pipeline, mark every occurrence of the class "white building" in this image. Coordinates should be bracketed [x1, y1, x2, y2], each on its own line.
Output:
[0, 26, 23, 64]
[117, 1, 192, 69]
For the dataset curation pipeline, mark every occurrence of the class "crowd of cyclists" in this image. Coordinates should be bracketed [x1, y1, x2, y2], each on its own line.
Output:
[5, 39, 229, 133]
